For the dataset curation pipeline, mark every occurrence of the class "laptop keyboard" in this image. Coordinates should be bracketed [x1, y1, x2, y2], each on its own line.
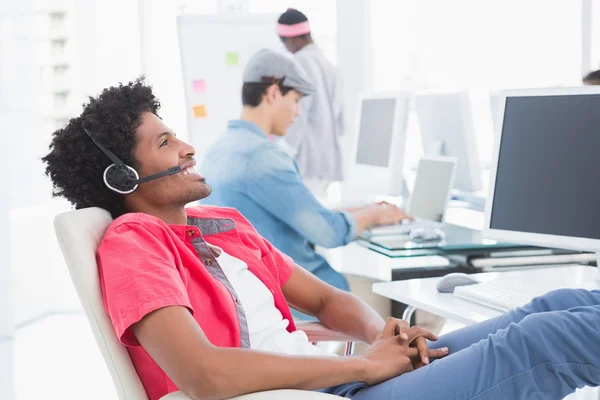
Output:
[368, 219, 443, 236]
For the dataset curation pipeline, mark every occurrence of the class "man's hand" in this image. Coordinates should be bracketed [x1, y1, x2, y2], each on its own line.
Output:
[407, 326, 448, 368]
[357, 319, 421, 385]
[371, 202, 413, 226]
[370, 318, 449, 368]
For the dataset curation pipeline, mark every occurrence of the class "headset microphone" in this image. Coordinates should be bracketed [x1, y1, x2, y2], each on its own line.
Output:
[83, 128, 181, 194]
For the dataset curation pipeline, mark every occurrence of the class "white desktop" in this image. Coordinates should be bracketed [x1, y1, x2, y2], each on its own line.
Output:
[347, 93, 411, 197]
[450, 87, 600, 311]
[415, 90, 483, 193]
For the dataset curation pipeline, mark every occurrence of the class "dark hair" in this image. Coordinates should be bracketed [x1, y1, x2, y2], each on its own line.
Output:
[42, 77, 160, 219]
[277, 8, 311, 41]
[278, 8, 308, 25]
[242, 78, 295, 107]
[583, 69, 600, 83]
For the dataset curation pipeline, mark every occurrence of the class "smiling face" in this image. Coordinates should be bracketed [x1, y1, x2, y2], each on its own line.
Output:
[124, 112, 211, 213]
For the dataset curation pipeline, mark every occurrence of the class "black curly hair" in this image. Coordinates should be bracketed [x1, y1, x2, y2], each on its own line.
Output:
[42, 77, 160, 219]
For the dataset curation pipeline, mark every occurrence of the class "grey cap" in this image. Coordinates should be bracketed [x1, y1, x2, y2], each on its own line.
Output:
[243, 49, 316, 96]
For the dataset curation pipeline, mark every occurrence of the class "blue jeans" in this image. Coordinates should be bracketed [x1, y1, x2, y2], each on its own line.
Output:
[319, 288, 600, 399]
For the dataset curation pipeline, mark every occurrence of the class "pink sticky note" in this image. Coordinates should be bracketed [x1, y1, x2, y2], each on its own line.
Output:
[193, 79, 207, 93]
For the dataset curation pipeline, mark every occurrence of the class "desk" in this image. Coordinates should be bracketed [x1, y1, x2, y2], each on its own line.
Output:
[372, 265, 600, 400]
[325, 206, 487, 283]
[326, 242, 451, 282]
[372, 265, 600, 325]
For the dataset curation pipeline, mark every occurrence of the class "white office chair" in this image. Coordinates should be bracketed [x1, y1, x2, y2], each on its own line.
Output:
[54, 207, 352, 400]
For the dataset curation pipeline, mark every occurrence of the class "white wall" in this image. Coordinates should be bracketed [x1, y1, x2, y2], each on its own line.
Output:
[139, 0, 188, 142]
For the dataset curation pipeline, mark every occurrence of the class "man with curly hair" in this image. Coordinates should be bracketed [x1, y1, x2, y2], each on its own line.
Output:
[43, 77, 600, 400]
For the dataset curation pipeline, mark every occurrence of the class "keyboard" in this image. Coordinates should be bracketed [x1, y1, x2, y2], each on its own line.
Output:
[368, 219, 443, 236]
[453, 281, 544, 312]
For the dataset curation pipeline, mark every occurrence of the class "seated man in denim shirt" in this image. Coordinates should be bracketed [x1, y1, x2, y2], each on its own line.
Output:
[200, 50, 409, 315]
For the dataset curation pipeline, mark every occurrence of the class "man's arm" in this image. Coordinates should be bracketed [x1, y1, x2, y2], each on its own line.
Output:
[283, 265, 442, 366]
[132, 306, 366, 399]
[245, 150, 356, 248]
[133, 305, 431, 400]
[283, 265, 385, 344]
[245, 151, 410, 247]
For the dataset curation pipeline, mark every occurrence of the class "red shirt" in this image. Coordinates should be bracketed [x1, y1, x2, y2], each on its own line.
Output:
[97, 206, 297, 400]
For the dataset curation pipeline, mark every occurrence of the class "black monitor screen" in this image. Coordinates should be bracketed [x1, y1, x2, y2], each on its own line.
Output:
[490, 94, 600, 240]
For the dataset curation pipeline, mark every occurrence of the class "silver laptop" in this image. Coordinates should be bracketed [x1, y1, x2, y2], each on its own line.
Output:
[369, 156, 457, 236]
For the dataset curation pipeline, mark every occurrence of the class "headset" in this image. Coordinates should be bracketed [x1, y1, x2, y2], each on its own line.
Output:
[83, 128, 181, 194]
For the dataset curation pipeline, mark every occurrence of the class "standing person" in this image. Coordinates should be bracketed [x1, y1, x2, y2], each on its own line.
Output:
[277, 8, 345, 195]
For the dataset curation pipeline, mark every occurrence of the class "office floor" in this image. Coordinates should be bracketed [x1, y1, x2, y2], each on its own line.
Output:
[0, 314, 116, 400]
[0, 313, 597, 400]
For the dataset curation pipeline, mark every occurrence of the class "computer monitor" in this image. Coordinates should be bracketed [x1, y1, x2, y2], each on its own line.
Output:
[415, 90, 483, 192]
[348, 93, 410, 196]
[484, 87, 600, 262]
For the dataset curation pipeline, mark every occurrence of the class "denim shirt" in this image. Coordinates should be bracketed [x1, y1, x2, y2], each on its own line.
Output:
[200, 120, 357, 292]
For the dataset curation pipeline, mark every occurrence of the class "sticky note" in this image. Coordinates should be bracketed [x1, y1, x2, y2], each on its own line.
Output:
[192, 79, 207, 93]
[225, 52, 240, 66]
[193, 104, 207, 118]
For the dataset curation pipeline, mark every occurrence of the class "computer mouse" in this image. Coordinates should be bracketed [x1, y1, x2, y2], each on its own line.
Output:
[409, 228, 446, 243]
[436, 273, 480, 293]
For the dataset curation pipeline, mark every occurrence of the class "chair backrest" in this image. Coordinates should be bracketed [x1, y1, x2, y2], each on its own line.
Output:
[54, 207, 149, 400]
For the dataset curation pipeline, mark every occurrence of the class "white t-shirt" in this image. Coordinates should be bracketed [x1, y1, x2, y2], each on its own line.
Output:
[215, 249, 334, 356]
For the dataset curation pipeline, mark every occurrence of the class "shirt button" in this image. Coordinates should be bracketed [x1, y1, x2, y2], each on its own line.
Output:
[187, 229, 195, 237]
[236, 298, 242, 305]
[205, 259, 212, 266]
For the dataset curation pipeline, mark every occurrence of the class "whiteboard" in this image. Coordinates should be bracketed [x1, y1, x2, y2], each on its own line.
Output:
[177, 14, 285, 162]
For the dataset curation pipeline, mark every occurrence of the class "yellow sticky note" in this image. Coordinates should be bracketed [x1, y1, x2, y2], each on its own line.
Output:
[225, 52, 240, 66]
[193, 104, 207, 118]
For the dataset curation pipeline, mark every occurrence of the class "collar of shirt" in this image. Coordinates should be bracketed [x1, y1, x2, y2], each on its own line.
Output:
[227, 119, 268, 139]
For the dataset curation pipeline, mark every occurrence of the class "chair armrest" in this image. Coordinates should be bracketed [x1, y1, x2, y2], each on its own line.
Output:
[296, 321, 360, 343]
[161, 390, 340, 399]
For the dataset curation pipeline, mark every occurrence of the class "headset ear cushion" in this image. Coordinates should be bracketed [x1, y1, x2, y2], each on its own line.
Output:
[103, 164, 139, 194]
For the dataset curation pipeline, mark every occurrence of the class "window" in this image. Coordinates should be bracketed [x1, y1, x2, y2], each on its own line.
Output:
[371, 0, 582, 168]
